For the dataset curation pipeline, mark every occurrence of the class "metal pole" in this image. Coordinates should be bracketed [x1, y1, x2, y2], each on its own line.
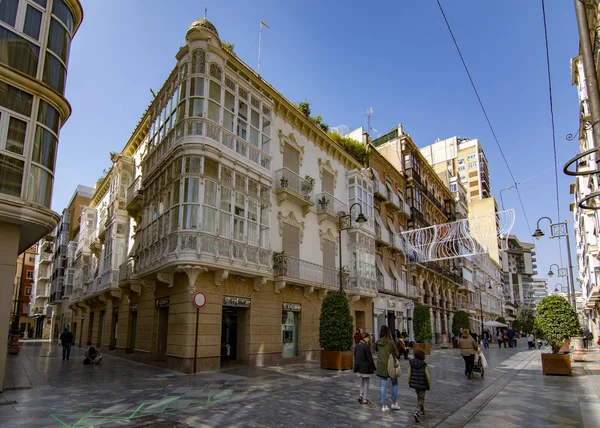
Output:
[574, 0, 600, 150]
[338, 222, 343, 294]
[479, 287, 484, 338]
[193, 307, 199, 374]
[257, 22, 263, 75]
[565, 229, 577, 308]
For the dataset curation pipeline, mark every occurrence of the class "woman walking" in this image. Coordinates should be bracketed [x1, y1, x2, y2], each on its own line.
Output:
[496, 330, 503, 348]
[376, 325, 400, 412]
[459, 328, 478, 379]
[354, 332, 376, 405]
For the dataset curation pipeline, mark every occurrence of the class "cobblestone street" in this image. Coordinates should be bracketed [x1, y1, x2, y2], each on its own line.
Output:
[2, 341, 599, 427]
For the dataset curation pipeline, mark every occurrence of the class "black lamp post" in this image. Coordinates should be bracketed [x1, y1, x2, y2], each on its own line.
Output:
[533, 217, 576, 308]
[338, 202, 367, 294]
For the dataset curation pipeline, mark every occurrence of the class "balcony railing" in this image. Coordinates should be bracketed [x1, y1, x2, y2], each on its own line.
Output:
[273, 253, 338, 290]
[274, 168, 315, 214]
[422, 187, 444, 212]
[421, 261, 462, 284]
[410, 207, 430, 227]
[316, 192, 348, 216]
[386, 192, 401, 211]
[119, 259, 135, 282]
[126, 176, 143, 212]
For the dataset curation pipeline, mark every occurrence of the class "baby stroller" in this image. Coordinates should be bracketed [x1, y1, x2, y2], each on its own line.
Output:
[472, 347, 487, 378]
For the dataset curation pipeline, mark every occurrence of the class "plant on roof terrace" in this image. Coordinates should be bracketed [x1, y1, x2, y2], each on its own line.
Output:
[328, 132, 369, 166]
[222, 41, 234, 52]
[296, 101, 329, 132]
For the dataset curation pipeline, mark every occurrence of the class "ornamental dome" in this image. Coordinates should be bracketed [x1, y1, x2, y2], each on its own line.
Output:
[189, 18, 219, 37]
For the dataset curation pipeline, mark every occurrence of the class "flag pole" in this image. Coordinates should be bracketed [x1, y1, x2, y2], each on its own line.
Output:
[258, 21, 269, 75]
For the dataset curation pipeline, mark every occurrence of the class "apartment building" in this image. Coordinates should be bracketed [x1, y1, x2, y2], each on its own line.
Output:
[0, 0, 83, 391]
[10, 247, 36, 336]
[67, 17, 375, 373]
[500, 235, 538, 322]
[372, 125, 462, 344]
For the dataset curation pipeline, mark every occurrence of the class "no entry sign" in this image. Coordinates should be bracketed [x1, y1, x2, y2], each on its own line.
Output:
[193, 292, 207, 308]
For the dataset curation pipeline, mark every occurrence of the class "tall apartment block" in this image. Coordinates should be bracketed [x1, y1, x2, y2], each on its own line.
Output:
[500, 235, 538, 322]
[0, 0, 83, 391]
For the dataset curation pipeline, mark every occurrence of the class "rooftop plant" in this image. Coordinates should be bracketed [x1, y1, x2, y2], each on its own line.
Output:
[328, 132, 369, 165]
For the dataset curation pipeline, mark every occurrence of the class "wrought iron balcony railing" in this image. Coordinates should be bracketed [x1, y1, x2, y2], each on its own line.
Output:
[273, 253, 338, 289]
[275, 168, 315, 202]
[316, 192, 348, 215]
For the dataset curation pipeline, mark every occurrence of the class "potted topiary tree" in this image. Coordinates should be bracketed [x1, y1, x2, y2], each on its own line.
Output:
[319, 293, 354, 370]
[534, 294, 581, 376]
[413, 304, 432, 355]
[452, 310, 470, 348]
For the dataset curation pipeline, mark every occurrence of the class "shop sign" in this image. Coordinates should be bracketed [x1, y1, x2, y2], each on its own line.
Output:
[282, 302, 301, 312]
[405, 301, 415, 310]
[156, 297, 170, 308]
[223, 296, 250, 307]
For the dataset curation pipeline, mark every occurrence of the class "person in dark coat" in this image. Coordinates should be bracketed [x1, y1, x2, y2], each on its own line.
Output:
[354, 332, 376, 405]
[408, 348, 431, 423]
[59, 327, 74, 361]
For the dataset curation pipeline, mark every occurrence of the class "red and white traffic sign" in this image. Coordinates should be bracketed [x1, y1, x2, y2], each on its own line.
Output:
[193, 292, 206, 308]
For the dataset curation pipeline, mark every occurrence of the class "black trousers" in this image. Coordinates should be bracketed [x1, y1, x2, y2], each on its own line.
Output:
[462, 354, 475, 375]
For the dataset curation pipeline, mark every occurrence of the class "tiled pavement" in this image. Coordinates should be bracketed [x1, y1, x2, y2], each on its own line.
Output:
[1, 341, 599, 427]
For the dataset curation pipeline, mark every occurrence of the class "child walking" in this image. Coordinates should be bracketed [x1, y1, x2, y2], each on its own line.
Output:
[408, 349, 431, 423]
[353, 332, 376, 405]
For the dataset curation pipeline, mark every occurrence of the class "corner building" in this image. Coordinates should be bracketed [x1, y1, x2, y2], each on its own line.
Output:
[0, 0, 83, 391]
[69, 18, 375, 373]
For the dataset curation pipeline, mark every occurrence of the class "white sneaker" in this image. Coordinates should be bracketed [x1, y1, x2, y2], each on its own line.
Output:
[381, 404, 390, 412]
[390, 403, 401, 410]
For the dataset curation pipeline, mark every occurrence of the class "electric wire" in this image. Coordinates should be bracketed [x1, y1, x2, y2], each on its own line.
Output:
[541, 0, 567, 289]
[435, 0, 533, 236]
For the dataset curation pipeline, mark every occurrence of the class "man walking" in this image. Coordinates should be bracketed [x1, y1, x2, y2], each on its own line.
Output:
[60, 327, 74, 361]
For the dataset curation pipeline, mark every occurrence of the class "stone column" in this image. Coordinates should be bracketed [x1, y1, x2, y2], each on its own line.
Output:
[0, 223, 20, 392]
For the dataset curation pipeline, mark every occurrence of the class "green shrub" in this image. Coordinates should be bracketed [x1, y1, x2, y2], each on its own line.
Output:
[319, 293, 353, 351]
[414, 304, 432, 343]
[533, 294, 581, 354]
[496, 316, 506, 325]
[452, 310, 470, 336]
[328, 132, 369, 165]
[516, 308, 535, 333]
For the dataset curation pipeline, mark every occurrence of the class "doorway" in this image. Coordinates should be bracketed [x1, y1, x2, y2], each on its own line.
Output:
[282, 310, 298, 358]
[87, 312, 94, 345]
[221, 307, 238, 361]
[155, 303, 169, 361]
[110, 309, 118, 350]
[127, 309, 137, 354]
[355, 310, 366, 331]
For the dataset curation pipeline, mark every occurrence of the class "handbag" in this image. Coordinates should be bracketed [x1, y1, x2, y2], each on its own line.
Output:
[387, 353, 402, 378]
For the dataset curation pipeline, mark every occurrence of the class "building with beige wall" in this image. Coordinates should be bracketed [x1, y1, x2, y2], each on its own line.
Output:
[0, 0, 83, 391]
[66, 17, 374, 373]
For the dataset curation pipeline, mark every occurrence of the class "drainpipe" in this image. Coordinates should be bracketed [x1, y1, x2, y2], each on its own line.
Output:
[574, 0, 600, 151]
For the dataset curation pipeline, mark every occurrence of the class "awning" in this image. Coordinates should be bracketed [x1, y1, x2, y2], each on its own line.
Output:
[375, 255, 392, 291]
[390, 262, 401, 283]
[387, 217, 397, 235]
[375, 210, 385, 229]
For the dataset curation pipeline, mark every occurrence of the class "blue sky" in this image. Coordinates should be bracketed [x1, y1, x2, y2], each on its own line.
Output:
[56, 0, 579, 290]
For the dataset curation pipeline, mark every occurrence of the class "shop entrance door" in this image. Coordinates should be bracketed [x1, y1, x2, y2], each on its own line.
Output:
[282, 310, 298, 358]
[221, 307, 238, 361]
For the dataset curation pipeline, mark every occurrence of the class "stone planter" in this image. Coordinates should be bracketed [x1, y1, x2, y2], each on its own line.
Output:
[541, 353, 572, 376]
[320, 350, 353, 370]
[440, 334, 449, 349]
[412, 343, 431, 355]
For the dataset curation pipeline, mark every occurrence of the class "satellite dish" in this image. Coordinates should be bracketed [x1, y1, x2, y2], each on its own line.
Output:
[330, 124, 350, 136]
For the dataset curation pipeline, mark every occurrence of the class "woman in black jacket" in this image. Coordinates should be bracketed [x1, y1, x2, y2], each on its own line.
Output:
[354, 332, 376, 405]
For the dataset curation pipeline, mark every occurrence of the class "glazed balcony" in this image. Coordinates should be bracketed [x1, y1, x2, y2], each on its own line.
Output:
[410, 207, 430, 227]
[274, 168, 315, 215]
[273, 253, 338, 292]
[316, 192, 348, 224]
[126, 176, 144, 216]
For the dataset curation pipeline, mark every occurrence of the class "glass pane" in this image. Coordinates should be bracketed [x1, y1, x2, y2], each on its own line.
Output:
[236, 119, 247, 140]
[224, 91, 235, 112]
[219, 212, 231, 237]
[247, 222, 258, 246]
[179, 80, 187, 100]
[238, 100, 247, 121]
[183, 178, 199, 202]
[249, 127, 259, 147]
[0, 27, 40, 77]
[202, 206, 216, 233]
[170, 206, 179, 231]
[0, 0, 18, 27]
[37, 100, 60, 133]
[247, 199, 258, 221]
[182, 205, 199, 230]
[234, 192, 245, 216]
[190, 77, 204, 96]
[250, 109, 259, 128]
[188, 98, 204, 118]
[204, 180, 217, 206]
[260, 204, 269, 225]
[172, 179, 180, 204]
[52, 0, 74, 33]
[32, 0, 47, 7]
[233, 217, 244, 241]
[261, 135, 270, 153]
[0, 82, 33, 116]
[262, 117, 270, 135]
[23, 6, 43, 41]
[42, 53, 67, 94]
[223, 110, 234, 132]
[6, 116, 26, 155]
[209, 80, 221, 103]
[26, 164, 52, 207]
[32, 126, 57, 170]
[220, 187, 231, 211]
[260, 226, 269, 248]
[0, 153, 23, 197]
[207, 100, 219, 123]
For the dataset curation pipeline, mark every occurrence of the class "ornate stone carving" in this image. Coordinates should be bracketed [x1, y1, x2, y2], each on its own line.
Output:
[157, 273, 174, 288]
[253, 277, 267, 292]
[275, 280, 286, 294]
[351, 294, 361, 303]
[98, 294, 107, 303]
[304, 286, 314, 298]
[130, 282, 142, 295]
[109, 288, 122, 300]
[319, 228, 338, 255]
[176, 265, 208, 295]
[278, 129, 304, 166]
[277, 211, 305, 243]
[214, 269, 229, 287]
[318, 158, 338, 188]
[318, 289, 328, 300]
[141, 279, 156, 292]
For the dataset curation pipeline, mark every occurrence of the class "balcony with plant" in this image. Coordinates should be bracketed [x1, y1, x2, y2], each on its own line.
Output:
[316, 192, 348, 224]
[275, 168, 315, 215]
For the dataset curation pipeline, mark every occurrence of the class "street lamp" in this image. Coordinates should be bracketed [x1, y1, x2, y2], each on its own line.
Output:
[533, 217, 576, 308]
[477, 280, 494, 337]
[547, 263, 568, 278]
[338, 202, 367, 294]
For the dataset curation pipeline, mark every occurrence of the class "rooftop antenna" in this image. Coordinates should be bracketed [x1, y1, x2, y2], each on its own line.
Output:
[257, 20, 270, 75]
[204, 8, 207, 19]
[363, 107, 376, 136]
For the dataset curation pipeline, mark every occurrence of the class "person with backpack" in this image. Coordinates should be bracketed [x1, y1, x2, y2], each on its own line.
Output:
[59, 327, 74, 361]
[396, 335, 409, 360]
[354, 332, 376, 405]
[459, 328, 478, 379]
[376, 325, 400, 412]
[408, 348, 431, 423]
